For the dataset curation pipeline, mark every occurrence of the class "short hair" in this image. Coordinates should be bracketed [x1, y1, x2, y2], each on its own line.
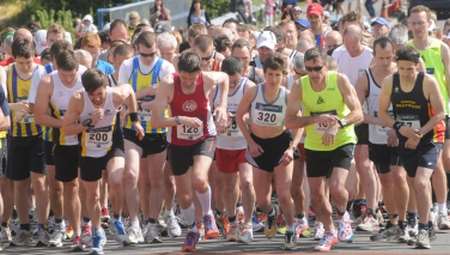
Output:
[223, 18, 239, 27]
[409, 5, 432, 20]
[40, 48, 51, 63]
[373, 37, 393, 55]
[55, 50, 78, 71]
[49, 40, 73, 59]
[134, 31, 156, 48]
[82, 68, 108, 93]
[112, 43, 134, 58]
[396, 47, 420, 64]
[221, 56, 242, 76]
[11, 38, 34, 59]
[293, 52, 305, 71]
[304, 47, 324, 62]
[109, 19, 128, 34]
[231, 38, 251, 52]
[389, 24, 409, 46]
[47, 23, 65, 38]
[188, 23, 207, 40]
[340, 11, 361, 25]
[157, 32, 177, 49]
[80, 32, 101, 48]
[178, 51, 201, 73]
[193, 34, 213, 52]
[74, 49, 93, 67]
[214, 35, 231, 53]
[263, 55, 285, 73]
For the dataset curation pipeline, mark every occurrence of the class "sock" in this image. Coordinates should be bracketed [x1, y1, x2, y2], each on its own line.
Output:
[20, 223, 30, 231]
[147, 218, 157, 224]
[438, 203, 447, 215]
[131, 217, 140, 228]
[180, 203, 195, 226]
[83, 217, 91, 224]
[55, 218, 63, 224]
[296, 213, 305, 219]
[419, 222, 429, 230]
[195, 184, 212, 216]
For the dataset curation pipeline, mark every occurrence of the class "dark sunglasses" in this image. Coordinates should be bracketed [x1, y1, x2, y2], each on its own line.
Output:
[305, 65, 323, 72]
[140, 51, 157, 58]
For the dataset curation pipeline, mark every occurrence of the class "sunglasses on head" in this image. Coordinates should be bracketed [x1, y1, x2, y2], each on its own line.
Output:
[305, 65, 323, 72]
[140, 51, 157, 58]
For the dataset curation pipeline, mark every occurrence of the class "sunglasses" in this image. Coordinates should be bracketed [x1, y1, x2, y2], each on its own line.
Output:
[140, 51, 157, 58]
[201, 51, 215, 61]
[305, 65, 323, 72]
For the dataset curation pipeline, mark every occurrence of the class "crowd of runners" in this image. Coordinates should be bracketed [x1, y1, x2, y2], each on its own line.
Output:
[0, 1, 450, 254]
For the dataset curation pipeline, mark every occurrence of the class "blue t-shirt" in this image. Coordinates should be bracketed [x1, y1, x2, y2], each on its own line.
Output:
[96, 59, 115, 76]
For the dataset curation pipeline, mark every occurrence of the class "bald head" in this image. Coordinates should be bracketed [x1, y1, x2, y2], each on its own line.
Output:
[343, 24, 362, 41]
[14, 28, 33, 42]
[325, 30, 342, 53]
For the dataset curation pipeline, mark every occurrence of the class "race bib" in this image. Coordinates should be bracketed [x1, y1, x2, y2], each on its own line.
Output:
[86, 126, 113, 150]
[22, 113, 34, 124]
[398, 115, 421, 130]
[226, 115, 242, 137]
[254, 103, 283, 127]
[176, 124, 204, 140]
[139, 110, 152, 122]
[311, 110, 338, 134]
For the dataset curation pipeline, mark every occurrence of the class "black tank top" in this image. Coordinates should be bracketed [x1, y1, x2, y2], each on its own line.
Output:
[391, 72, 444, 145]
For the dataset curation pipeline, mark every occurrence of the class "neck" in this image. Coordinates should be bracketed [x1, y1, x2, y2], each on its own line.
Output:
[312, 25, 322, 35]
[347, 44, 363, 57]
[413, 35, 430, 50]
[401, 72, 418, 86]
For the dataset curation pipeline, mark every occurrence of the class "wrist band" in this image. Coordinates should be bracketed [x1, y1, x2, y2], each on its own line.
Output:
[129, 112, 139, 122]
[393, 121, 403, 136]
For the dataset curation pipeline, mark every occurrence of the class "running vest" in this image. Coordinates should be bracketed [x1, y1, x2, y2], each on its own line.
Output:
[43, 63, 54, 142]
[80, 87, 117, 157]
[408, 39, 448, 113]
[125, 56, 168, 134]
[217, 77, 248, 150]
[301, 71, 356, 151]
[391, 72, 445, 145]
[7, 64, 41, 137]
[169, 73, 216, 146]
[49, 70, 84, 145]
[250, 83, 288, 128]
[366, 69, 393, 145]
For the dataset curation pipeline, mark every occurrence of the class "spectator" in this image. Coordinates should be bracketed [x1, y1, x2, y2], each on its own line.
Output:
[127, 11, 141, 33]
[149, 0, 171, 27]
[187, 0, 210, 27]
[295, 18, 311, 33]
[307, 3, 329, 49]
[265, 0, 276, 27]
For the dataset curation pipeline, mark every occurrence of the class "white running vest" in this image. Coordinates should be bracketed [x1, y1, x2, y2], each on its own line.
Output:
[217, 77, 248, 150]
[250, 84, 287, 128]
[80, 87, 118, 158]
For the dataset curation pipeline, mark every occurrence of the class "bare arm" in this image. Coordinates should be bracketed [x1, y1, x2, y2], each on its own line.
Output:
[34, 76, 63, 128]
[337, 73, 363, 125]
[441, 42, 450, 101]
[355, 71, 381, 125]
[151, 80, 177, 128]
[61, 92, 85, 136]
[378, 75, 395, 128]
[236, 84, 256, 145]
[419, 75, 446, 136]
[204, 71, 229, 109]
[286, 79, 322, 129]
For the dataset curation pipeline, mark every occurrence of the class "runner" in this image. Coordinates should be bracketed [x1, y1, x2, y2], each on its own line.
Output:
[151, 51, 228, 251]
[378, 46, 446, 249]
[286, 47, 363, 251]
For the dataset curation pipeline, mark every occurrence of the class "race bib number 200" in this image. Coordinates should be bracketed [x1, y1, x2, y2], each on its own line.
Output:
[86, 126, 113, 149]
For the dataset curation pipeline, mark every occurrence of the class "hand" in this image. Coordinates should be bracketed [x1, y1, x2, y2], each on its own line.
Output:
[279, 147, 294, 165]
[322, 130, 336, 146]
[405, 136, 420, 150]
[132, 122, 145, 141]
[91, 108, 104, 125]
[248, 139, 264, 157]
[13, 110, 26, 123]
[315, 114, 337, 129]
[387, 128, 399, 147]
[399, 126, 421, 139]
[179, 116, 203, 128]
[213, 106, 228, 131]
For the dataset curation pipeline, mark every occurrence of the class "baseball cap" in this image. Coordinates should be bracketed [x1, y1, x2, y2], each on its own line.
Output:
[370, 17, 391, 28]
[307, 3, 323, 17]
[256, 31, 276, 50]
[295, 18, 311, 29]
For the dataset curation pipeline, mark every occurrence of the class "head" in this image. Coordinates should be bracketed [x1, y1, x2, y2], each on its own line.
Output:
[49, 40, 73, 64]
[128, 11, 141, 29]
[221, 56, 242, 88]
[40, 48, 52, 66]
[408, 5, 432, 39]
[214, 35, 231, 58]
[231, 39, 252, 70]
[370, 17, 391, 39]
[55, 50, 79, 85]
[192, 0, 202, 11]
[389, 24, 409, 50]
[82, 15, 94, 27]
[109, 19, 130, 43]
[263, 55, 285, 87]
[223, 19, 239, 40]
[193, 35, 215, 71]
[324, 30, 342, 55]
[177, 51, 202, 88]
[395, 47, 420, 80]
[306, 3, 324, 30]
[13, 28, 33, 42]
[256, 31, 276, 63]
[74, 49, 93, 68]
[339, 11, 362, 33]
[304, 47, 328, 82]
[134, 31, 157, 66]
[188, 24, 207, 46]
[292, 52, 306, 78]
[80, 32, 101, 58]
[111, 43, 134, 69]
[343, 24, 362, 52]
[295, 18, 311, 33]
[156, 32, 177, 63]
[372, 37, 395, 69]
[297, 37, 315, 53]
[12, 38, 35, 73]
[82, 68, 109, 106]
[279, 20, 298, 50]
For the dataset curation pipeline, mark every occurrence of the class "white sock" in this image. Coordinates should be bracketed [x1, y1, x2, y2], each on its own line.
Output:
[195, 185, 212, 216]
[438, 203, 448, 215]
[180, 203, 195, 226]
[131, 217, 140, 228]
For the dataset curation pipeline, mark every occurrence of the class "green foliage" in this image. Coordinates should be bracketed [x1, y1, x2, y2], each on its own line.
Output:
[204, 0, 231, 19]
[33, 9, 75, 33]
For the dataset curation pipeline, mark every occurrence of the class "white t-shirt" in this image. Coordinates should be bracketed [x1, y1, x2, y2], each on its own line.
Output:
[0, 67, 6, 98]
[26, 65, 46, 104]
[118, 55, 176, 84]
[332, 45, 373, 86]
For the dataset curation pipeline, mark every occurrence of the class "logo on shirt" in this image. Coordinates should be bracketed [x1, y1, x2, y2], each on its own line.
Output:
[316, 96, 325, 104]
[182, 100, 198, 112]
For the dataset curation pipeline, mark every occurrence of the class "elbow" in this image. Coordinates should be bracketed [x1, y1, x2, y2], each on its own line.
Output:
[285, 116, 297, 129]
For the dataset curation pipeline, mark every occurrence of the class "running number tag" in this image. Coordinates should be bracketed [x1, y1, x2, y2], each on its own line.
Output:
[311, 110, 338, 134]
[398, 115, 421, 130]
[86, 126, 113, 149]
[177, 124, 204, 140]
[227, 115, 242, 137]
[139, 110, 152, 122]
[138, 97, 154, 122]
[22, 113, 34, 124]
[254, 103, 283, 127]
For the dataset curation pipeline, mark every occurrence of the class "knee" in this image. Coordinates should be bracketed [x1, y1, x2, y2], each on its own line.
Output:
[277, 191, 292, 206]
[240, 179, 253, 193]
[192, 177, 208, 192]
[329, 182, 344, 196]
[414, 178, 429, 191]
[177, 193, 192, 208]
[123, 170, 138, 186]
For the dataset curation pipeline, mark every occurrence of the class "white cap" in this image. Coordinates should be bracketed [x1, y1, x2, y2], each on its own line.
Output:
[82, 14, 94, 23]
[256, 31, 276, 50]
